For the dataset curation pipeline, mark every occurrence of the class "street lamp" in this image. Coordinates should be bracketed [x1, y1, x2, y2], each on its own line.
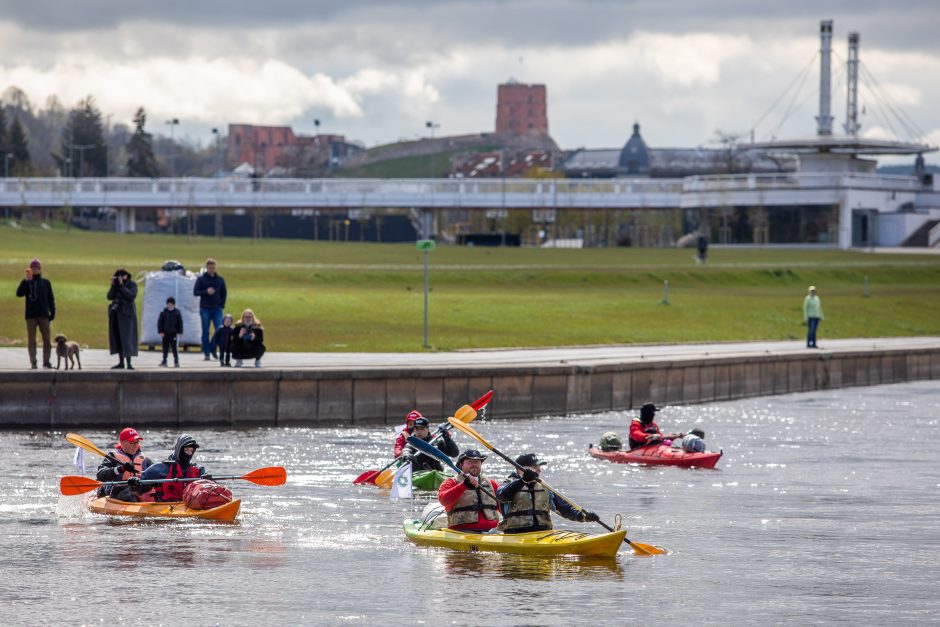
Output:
[4, 154, 11, 178]
[71, 143, 94, 178]
[211, 128, 224, 174]
[425, 120, 440, 138]
[165, 118, 180, 176]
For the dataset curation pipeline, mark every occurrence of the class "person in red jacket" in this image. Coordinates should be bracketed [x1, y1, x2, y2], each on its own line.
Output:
[437, 449, 501, 532]
[393, 410, 423, 458]
[628, 403, 685, 450]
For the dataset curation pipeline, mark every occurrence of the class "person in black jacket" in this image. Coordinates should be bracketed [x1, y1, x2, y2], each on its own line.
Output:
[15, 258, 56, 369]
[107, 269, 139, 370]
[157, 296, 184, 367]
[398, 417, 459, 472]
[232, 308, 265, 367]
[193, 258, 227, 361]
[211, 313, 236, 367]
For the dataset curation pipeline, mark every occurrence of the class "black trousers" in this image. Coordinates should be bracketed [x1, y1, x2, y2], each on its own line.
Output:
[162, 334, 179, 361]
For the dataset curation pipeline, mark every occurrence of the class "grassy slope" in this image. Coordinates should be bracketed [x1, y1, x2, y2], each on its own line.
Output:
[1, 224, 939, 352]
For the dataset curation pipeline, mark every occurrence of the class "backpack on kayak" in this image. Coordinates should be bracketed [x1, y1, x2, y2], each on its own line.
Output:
[182, 480, 233, 510]
[599, 431, 623, 452]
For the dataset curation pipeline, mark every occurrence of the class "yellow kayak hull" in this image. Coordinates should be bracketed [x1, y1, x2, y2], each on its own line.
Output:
[403, 519, 625, 557]
[88, 497, 241, 522]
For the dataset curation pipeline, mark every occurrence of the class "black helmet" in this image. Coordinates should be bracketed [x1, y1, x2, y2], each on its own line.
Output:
[640, 403, 657, 423]
[456, 449, 487, 466]
[515, 453, 546, 467]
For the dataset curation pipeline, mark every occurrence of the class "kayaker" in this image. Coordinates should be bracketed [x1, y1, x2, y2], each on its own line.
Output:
[398, 417, 458, 472]
[672, 428, 707, 453]
[628, 403, 684, 450]
[96, 427, 153, 501]
[437, 449, 501, 532]
[496, 453, 599, 534]
[393, 410, 423, 458]
[128, 434, 210, 502]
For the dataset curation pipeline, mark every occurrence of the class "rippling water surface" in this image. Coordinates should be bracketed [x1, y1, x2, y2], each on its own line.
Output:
[1, 381, 939, 625]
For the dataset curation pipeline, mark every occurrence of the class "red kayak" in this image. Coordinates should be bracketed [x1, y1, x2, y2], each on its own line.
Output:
[588, 443, 722, 469]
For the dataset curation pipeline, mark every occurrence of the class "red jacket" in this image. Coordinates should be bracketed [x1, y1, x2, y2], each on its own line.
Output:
[393, 426, 413, 458]
[629, 418, 663, 450]
[438, 476, 501, 531]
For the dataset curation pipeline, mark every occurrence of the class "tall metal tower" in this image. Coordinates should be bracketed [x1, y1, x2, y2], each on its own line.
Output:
[816, 20, 834, 136]
[844, 32, 861, 136]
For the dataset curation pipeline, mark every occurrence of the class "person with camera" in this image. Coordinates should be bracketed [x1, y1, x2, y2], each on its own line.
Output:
[232, 308, 265, 367]
[15, 258, 56, 369]
[107, 268, 139, 369]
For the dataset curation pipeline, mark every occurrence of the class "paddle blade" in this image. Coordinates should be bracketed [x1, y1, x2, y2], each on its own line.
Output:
[447, 416, 493, 451]
[241, 466, 287, 486]
[627, 539, 667, 556]
[353, 470, 380, 485]
[60, 475, 101, 496]
[470, 390, 493, 411]
[453, 404, 477, 424]
[65, 433, 109, 459]
[375, 468, 395, 489]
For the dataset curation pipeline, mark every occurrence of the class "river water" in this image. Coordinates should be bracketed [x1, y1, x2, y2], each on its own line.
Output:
[1, 381, 938, 625]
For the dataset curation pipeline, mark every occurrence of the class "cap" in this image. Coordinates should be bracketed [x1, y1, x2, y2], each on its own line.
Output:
[412, 417, 430, 428]
[456, 449, 487, 466]
[29, 258, 41, 268]
[119, 428, 143, 442]
[640, 403, 658, 421]
[808, 285, 817, 292]
[515, 453, 546, 467]
[404, 410, 423, 424]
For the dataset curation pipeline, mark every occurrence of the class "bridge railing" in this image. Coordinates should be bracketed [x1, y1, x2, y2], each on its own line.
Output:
[684, 172, 922, 192]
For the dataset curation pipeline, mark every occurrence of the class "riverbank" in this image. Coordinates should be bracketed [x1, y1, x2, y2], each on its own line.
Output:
[1, 337, 937, 428]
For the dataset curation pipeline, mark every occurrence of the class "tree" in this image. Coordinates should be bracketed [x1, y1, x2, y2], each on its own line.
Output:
[125, 107, 159, 177]
[8, 115, 31, 175]
[55, 96, 107, 177]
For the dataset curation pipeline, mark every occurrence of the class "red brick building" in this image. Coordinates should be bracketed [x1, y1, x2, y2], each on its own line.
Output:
[226, 124, 350, 173]
[495, 82, 548, 136]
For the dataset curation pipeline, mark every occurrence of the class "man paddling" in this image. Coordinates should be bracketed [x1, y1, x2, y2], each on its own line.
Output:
[129, 434, 210, 502]
[437, 449, 501, 532]
[496, 453, 599, 534]
[398, 417, 458, 472]
[96, 427, 153, 502]
[628, 403, 684, 450]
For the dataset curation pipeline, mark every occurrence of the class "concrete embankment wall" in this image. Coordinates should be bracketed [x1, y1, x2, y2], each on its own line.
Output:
[1, 347, 937, 429]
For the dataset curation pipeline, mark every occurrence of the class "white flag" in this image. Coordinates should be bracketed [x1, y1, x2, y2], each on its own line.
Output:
[394, 423, 408, 435]
[73, 447, 85, 474]
[389, 462, 413, 501]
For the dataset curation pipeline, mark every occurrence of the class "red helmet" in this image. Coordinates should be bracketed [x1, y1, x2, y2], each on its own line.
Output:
[404, 410, 423, 424]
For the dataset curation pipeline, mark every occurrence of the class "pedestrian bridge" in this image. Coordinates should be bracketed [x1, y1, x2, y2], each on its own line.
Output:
[0, 173, 927, 211]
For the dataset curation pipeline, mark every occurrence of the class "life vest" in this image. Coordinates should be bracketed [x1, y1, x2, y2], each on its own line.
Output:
[629, 418, 662, 450]
[111, 448, 145, 481]
[446, 475, 499, 528]
[501, 480, 552, 531]
[154, 463, 201, 502]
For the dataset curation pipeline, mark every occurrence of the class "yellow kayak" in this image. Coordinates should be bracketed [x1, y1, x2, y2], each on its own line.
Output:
[403, 519, 625, 557]
[88, 497, 241, 522]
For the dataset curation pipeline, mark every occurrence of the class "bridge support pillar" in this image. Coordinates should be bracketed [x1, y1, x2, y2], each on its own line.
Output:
[115, 208, 136, 233]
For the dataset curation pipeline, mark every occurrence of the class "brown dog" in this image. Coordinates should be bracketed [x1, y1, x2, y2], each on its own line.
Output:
[54, 334, 82, 370]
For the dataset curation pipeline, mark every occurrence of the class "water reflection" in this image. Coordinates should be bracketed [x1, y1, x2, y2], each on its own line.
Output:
[435, 549, 624, 581]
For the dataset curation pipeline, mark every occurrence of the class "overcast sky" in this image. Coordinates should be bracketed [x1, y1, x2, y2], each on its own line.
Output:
[1, 0, 937, 162]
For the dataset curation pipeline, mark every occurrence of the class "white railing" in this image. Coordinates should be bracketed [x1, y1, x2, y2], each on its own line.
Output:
[683, 172, 923, 193]
[929, 222, 940, 248]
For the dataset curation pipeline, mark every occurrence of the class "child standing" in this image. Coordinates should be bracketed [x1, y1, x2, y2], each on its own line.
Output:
[157, 296, 183, 367]
[212, 313, 236, 367]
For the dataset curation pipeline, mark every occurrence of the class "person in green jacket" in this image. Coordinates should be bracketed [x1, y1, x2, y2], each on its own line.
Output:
[803, 286, 824, 348]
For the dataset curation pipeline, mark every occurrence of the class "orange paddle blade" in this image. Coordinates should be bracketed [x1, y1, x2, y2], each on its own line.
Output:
[65, 433, 109, 459]
[447, 416, 493, 451]
[375, 468, 395, 489]
[241, 466, 287, 486]
[628, 539, 667, 556]
[60, 475, 102, 496]
[452, 404, 477, 423]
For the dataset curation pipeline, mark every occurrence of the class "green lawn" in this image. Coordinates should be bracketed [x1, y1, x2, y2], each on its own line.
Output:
[2, 223, 939, 351]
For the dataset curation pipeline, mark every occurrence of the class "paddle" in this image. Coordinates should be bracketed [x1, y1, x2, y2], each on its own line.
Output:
[447, 417, 666, 556]
[60, 466, 288, 496]
[353, 390, 493, 486]
[406, 435, 500, 503]
[66, 432, 146, 476]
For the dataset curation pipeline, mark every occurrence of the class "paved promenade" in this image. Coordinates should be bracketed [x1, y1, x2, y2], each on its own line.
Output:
[2, 336, 939, 372]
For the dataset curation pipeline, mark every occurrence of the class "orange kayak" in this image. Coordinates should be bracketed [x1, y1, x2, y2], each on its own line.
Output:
[88, 497, 241, 522]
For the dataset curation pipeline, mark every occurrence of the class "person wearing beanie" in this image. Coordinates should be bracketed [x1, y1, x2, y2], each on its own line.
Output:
[15, 258, 56, 369]
[129, 434, 210, 502]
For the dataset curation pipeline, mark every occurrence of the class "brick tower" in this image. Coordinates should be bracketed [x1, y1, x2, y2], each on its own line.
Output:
[495, 81, 548, 135]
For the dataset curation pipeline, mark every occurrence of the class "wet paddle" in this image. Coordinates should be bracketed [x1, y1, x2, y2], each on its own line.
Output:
[353, 390, 493, 486]
[65, 432, 142, 475]
[60, 466, 288, 496]
[447, 417, 666, 556]
[406, 435, 500, 502]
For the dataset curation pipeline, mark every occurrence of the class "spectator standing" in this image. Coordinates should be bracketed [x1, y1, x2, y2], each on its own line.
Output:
[107, 268, 139, 369]
[803, 285, 824, 349]
[15, 258, 56, 369]
[157, 296, 183, 368]
[193, 258, 227, 361]
[232, 308, 265, 367]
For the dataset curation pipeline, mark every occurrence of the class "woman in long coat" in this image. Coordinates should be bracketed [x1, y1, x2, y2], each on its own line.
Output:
[107, 268, 139, 369]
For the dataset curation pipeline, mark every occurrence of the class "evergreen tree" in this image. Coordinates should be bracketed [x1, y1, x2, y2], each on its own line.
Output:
[0, 107, 8, 177]
[55, 96, 107, 177]
[125, 107, 159, 177]
[9, 115, 31, 175]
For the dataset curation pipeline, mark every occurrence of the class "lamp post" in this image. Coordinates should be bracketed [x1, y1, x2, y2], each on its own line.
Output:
[165, 118, 180, 176]
[4, 154, 11, 178]
[71, 144, 94, 178]
[425, 120, 439, 138]
[211, 128, 223, 174]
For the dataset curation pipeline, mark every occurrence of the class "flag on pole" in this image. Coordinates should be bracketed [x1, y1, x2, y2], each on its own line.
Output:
[389, 462, 413, 501]
[73, 447, 85, 474]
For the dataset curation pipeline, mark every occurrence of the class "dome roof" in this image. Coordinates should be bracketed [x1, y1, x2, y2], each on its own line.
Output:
[618, 123, 650, 175]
